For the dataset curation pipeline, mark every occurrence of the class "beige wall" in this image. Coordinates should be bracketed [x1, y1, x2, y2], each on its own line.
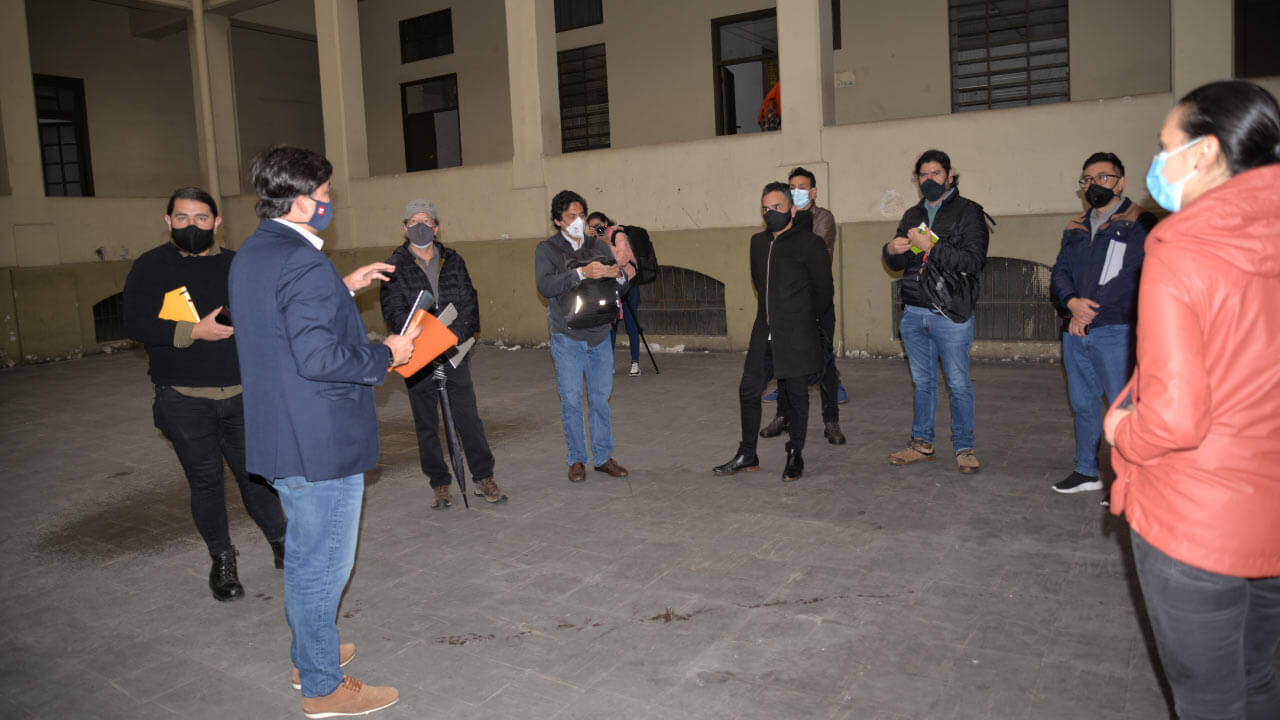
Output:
[359, 0, 514, 176]
[0, 108, 9, 196]
[1070, 0, 1171, 101]
[832, 1, 951, 124]
[27, 0, 203, 198]
[231, 25, 327, 176]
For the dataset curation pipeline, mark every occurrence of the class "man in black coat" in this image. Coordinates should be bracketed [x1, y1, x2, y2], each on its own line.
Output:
[380, 199, 506, 508]
[882, 149, 989, 474]
[714, 181, 835, 481]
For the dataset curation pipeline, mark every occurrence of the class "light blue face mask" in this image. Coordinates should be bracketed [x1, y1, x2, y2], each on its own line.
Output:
[1145, 136, 1203, 212]
[790, 188, 811, 209]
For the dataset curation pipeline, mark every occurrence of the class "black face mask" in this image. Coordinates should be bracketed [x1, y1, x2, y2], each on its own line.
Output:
[407, 223, 435, 249]
[920, 179, 948, 202]
[763, 209, 791, 233]
[1084, 183, 1116, 209]
[171, 225, 214, 254]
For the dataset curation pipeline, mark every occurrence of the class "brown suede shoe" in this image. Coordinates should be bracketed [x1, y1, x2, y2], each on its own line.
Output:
[956, 449, 980, 474]
[888, 438, 935, 465]
[301, 675, 398, 719]
[568, 462, 586, 483]
[593, 458, 629, 477]
[759, 416, 789, 438]
[430, 485, 452, 509]
[472, 476, 508, 503]
[291, 643, 356, 690]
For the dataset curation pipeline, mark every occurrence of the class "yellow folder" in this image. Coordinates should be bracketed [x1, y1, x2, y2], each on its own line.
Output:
[159, 286, 200, 323]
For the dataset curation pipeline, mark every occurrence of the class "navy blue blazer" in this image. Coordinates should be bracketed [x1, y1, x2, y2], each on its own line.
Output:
[228, 219, 392, 482]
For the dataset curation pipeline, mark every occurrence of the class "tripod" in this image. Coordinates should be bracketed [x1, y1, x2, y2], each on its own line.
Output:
[621, 293, 659, 375]
[431, 361, 469, 508]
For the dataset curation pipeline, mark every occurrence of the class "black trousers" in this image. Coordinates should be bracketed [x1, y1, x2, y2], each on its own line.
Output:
[738, 341, 810, 454]
[775, 352, 840, 423]
[406, 357, 495, 488]
[152, 387, 286, 556]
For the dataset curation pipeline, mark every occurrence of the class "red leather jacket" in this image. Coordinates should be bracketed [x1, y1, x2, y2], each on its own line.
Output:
[1109, 163, 1280, 578]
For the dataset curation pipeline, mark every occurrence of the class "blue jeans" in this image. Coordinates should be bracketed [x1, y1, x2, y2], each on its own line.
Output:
[269, 474, 364, 698]
[1132, 531, 1280, 720]
[1063, 323, 1133, 476]
[549, 332, 615, 466]
[899, 305, 975, 451]
[610, 286, 641, 363]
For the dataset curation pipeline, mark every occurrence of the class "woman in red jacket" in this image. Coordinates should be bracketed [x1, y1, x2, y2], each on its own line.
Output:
[1104, 80, 1280, 720]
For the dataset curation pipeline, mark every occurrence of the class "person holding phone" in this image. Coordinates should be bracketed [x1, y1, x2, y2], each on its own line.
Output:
[1104, 80, 1280, 720]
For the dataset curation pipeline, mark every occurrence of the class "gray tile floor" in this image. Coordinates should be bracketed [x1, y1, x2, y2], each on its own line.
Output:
[1, 344, 1258, 719]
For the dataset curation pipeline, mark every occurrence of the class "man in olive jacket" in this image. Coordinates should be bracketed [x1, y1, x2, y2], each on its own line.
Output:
[714, 181, 835, 481]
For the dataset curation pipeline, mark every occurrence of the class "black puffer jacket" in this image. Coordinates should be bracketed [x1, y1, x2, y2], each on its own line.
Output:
[379, 240, 479, 342]
[883, 191, 990, 312]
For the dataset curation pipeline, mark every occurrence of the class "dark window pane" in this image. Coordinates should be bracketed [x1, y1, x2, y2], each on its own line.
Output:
[65, 182, 81, 196]
[718, 16, 777, 62]
[558, 43, 610, 152]
[555, 0, 603, 32]
[400, 9, 453, 64]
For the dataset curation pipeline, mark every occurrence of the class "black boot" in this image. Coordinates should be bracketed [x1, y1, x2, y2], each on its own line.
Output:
[782, 447, 804, 482]
[270, 539, 285, 570]
[713, 451, 760, 475]
[209, 548, 245, 602]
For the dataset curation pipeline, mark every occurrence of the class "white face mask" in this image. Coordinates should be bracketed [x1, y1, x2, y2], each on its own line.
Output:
[565, 217, 585, 239]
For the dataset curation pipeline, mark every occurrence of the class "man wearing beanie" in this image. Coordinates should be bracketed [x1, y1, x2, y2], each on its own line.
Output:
[380, 200, 507, 508]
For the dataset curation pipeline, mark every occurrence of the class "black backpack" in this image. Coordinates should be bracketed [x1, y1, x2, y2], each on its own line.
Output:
[612, 225, 659, 285]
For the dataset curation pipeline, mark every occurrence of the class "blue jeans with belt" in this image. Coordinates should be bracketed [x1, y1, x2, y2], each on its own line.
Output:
[1132, 531, 1280, 720]
[898, 305, 975, 451]
[270, 474, 364, 698]
[1063, 323, 1133, 476]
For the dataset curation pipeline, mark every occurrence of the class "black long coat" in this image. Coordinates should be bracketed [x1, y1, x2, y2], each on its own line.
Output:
[745, 225, 835, 380]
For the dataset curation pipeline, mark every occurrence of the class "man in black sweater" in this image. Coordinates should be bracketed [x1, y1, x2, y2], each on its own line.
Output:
[123, 187, 286, 601]
[379, 199, 506, 508]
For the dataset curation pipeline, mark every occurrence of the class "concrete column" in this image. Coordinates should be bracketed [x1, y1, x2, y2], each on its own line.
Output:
[314, 0, 369, 201]
[776, 0, 833, 168]
[188, 0, 223, 201]
[1170, 0, 1233, 100]
[196, 13, 241, 196]
[505, 0, 559, 190]
[0, 0, 48, 212]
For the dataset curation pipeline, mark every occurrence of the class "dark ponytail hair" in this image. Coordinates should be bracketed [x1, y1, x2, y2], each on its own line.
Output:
[1177, 80, 1280, 176]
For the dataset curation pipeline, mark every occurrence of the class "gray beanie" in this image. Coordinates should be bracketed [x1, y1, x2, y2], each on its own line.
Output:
[404, 199, 437, 222]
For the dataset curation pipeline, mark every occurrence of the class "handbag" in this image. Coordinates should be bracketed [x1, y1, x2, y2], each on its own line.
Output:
[919, 257, 979, 323]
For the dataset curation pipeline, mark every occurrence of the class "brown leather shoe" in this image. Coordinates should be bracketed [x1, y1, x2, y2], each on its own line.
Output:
[567, 462, 586, 482]
[301, 675, 398, 718]
[823, 421, 847, 445]
[593, 458, 629, 477]
[759, 416, 789, 438]
[291, 642, 356, 690]
[430, 485, 452, 509]
[472, 476, 508, 503]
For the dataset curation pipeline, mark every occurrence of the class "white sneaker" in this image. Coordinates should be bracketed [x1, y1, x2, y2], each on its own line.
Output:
[629, 362, 641, 377]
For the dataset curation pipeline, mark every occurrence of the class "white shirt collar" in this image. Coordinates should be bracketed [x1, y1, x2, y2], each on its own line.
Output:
[561, 230, 583, 251]
[273, 217, 324, 250]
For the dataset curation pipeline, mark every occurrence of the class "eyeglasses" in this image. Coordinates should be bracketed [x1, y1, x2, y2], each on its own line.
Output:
[1078, 173, 1120, 188]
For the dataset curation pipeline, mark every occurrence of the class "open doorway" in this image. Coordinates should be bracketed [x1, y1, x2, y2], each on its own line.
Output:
[712, 10, 778, 136]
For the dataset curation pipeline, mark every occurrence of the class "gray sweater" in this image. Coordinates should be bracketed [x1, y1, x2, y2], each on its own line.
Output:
[534, 232, 629, 345]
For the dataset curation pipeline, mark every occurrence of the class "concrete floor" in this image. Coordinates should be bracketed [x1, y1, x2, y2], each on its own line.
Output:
[0, 343, 1252, 719]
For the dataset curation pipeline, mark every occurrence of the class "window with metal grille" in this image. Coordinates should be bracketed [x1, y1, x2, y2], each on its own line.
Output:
[949, 0, 1069, 113]
[400, 9, 453, 64]
[558, 44, 610, 153]
[637, 267, 727, 337]
[33, 74, 94, 197]
[892, 257, 1059, 341]
[93, 293, 126, 343]
[555, 0, 603, 32]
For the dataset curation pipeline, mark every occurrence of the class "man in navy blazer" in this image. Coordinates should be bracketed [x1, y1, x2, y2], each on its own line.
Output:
[229, 145, 416, 718]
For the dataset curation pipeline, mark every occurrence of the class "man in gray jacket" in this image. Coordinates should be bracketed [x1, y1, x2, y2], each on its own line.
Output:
[535, 189, 633, 483]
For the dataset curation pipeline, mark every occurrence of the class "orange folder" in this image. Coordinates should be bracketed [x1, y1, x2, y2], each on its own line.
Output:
[393, 309, 459, 378]
[159, 286, 200, 322]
